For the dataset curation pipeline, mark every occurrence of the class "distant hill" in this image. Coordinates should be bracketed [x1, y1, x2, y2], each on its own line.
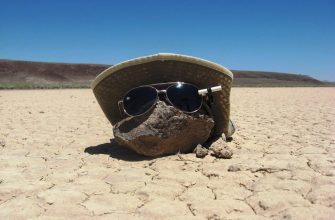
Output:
[232, 70, 325, 87]
[0, 59, 108, 89]
[0, 59, 328, 89]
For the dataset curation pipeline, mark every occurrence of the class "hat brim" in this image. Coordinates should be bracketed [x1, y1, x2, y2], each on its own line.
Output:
[92, 53, 233, 137]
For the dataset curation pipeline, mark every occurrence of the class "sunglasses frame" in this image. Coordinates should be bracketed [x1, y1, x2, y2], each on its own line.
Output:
[118, 82, 204, 118]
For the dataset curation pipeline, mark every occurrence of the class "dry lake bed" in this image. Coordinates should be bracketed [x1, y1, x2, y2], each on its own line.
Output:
[0, 88, 334, 219]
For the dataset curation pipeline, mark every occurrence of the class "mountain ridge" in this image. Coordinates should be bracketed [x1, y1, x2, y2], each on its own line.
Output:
[0, 59, 328, 89]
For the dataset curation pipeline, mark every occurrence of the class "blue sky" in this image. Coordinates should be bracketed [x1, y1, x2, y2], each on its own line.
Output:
[0, 0, 334, 80]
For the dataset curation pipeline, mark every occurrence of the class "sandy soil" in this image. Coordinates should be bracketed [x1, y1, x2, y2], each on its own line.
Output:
[0, 88, 334, 220]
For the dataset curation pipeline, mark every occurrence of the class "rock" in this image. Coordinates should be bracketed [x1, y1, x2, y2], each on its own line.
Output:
[227, 119, 236, 138]
[113, 101, 214, 157]
[228, 164, 242, 172]
[220, 133, 226, 142]
[0, 139, 5, 148]
[209, 138, 233, 159]
[193, 144, 208, 158]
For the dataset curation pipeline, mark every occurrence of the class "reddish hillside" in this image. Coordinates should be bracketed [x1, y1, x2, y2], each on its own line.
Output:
[0, 59, 107, 83]
[0, 59, 326, 88]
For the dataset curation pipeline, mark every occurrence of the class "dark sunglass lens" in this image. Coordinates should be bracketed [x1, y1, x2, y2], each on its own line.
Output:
[123, 86, 157, 116]
[167, 83, 202, 112]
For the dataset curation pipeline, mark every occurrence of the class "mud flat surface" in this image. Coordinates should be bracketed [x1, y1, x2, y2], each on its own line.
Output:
[0, 88, 334, 219]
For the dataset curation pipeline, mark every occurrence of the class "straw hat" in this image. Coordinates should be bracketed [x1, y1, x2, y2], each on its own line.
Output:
[92, 53, 233, 137]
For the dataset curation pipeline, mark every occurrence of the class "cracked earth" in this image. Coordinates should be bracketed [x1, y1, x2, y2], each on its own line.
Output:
[0, 88, 334, 219]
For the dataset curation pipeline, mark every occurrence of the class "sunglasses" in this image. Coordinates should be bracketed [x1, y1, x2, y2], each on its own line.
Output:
[118, 82, 222, 117]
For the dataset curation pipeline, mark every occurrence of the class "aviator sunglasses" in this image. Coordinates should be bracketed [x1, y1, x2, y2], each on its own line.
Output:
[118, 82, 222, 117]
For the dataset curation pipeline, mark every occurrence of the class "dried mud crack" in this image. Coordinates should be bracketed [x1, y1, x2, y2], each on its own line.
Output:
[0, 88, 334, 219]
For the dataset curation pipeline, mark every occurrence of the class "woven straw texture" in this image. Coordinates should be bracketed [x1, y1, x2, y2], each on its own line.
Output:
[92, 53, 233, 137]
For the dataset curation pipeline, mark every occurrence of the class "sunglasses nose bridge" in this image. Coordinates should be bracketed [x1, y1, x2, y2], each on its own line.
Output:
[157, 89, 167, 100]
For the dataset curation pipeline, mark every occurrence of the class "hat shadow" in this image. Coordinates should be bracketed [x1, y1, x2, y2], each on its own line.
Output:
[84, 139, 154, 161]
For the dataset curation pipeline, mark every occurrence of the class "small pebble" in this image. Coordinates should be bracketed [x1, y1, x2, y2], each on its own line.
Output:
[209, 139, 233, 159]
[228, 164, 242, 172]
[0, 139, 5, 148]
[193, 144, 208, 158]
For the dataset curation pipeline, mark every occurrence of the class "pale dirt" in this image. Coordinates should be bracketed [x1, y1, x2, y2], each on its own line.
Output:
[0, 88, 334, 220]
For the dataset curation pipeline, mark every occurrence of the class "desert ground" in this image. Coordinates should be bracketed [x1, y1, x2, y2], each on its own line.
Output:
[0, 88, 334, 220]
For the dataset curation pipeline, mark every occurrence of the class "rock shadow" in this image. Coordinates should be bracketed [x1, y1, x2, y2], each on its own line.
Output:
[84, 139, 154, 161]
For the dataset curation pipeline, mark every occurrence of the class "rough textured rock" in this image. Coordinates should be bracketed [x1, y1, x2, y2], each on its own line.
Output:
[113, 101, 214, 157]
[193, 144, 209, 158]
[209, 137, 233, 159]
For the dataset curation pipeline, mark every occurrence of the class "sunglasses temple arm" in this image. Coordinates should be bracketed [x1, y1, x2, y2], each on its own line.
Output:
[198, 85, 222, 96]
